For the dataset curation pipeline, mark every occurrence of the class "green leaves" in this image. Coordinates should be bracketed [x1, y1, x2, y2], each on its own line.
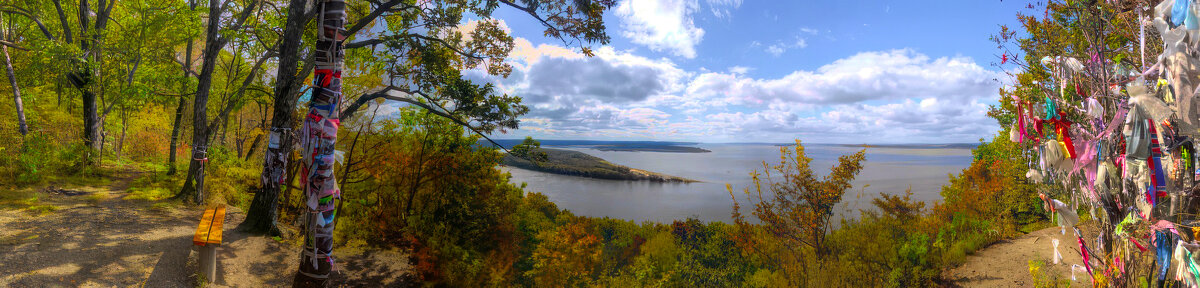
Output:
[509, 136, 548, 163]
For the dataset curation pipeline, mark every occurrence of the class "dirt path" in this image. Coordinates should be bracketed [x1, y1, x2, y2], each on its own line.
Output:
[0, 171, 411, 287]
[944, 226, 1097, 287]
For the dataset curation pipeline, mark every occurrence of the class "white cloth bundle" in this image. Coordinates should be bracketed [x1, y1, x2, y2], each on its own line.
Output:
[1071, 264, 1088, 281]
[1131, 84, 1177, 121]
[1050, 199, 1080, 228]
[1041, 56, 1085, 80]
[1043, 140, 1073, 171]
[1053, 238, 1064, 264]
[1087, 97, 1105, 120]
[1027, 169, 1044, 182]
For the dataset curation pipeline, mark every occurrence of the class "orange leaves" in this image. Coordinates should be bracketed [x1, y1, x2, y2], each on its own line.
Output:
[527, 219, 602, 287]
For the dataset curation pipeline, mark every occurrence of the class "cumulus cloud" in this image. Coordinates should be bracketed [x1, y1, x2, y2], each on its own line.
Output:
[684, 49, 999, 108]
[615, 0, 705, 58]
[479, 40, 1000, 142]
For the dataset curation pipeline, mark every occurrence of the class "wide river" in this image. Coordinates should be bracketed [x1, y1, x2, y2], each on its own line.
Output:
[502, 143, 974, 223]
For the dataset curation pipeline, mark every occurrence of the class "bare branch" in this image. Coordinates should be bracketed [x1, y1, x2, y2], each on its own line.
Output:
[344, 38, 384, 49]
[341, 86, 515, 154]
[52, 0, 72, 44]
[0, 39, 27, 51]
[346, 33, 485, 60]
[0, 6, 54, 40]
[206, 50, 275, 135]
[171, 56, 201, 77]
[410, 34, 485, 59]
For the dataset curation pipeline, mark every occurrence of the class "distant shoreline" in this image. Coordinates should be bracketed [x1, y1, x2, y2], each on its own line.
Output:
[501, 148, 699, 183]
[774, 143, 980, 149]
[591, 145, 711, 153]
[481, 139, 978, 151]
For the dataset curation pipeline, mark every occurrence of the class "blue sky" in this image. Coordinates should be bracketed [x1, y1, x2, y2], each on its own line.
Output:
[465, 0, 1037, 143]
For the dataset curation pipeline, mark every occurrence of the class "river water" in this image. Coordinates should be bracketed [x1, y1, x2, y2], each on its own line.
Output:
[502, 143, 974, 223]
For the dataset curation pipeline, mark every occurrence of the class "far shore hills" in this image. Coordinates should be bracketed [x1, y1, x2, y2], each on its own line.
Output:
[486, 140, 977, 182]
[482, 139, 980, 152]
[484, 139, 712, 153]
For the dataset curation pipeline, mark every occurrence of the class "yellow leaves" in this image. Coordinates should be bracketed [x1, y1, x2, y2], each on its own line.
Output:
[729, 140, 867, 262]
[528, 219, 602, 287]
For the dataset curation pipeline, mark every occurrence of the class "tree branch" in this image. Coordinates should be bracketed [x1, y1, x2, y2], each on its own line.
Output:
[219, 0, 261, 45]
[0, 6, 54, 40]
[52, 0, 72, 44]
[345, 0, 410, 36]
[0, 39, 27, 51]
[206, 50, 275, 135]
[346, 33, 485, 60]
[497, 0, 568, 42]
[171, 56, 200, 77]
[410, 34, 484, 59]
[344, 38, 384, 49]
[341, 86, 515, 154]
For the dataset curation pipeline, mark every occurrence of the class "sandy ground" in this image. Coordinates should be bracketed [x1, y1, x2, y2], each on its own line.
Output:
[0, 171, 411, 287]
[945, 226, 1100, 287]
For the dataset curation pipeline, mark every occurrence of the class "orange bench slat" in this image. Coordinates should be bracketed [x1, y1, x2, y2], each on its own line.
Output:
[193, 205, 226, 246]
[209, 205, 225, 245]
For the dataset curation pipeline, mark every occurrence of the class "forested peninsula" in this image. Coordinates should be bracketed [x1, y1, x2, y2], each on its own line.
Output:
[502, 148, 696, 183]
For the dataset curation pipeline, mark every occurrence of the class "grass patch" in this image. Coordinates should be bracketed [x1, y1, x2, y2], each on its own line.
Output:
[126, 186, 174, 202]
[42, 173, 112, 188]
[0, 188, 40, 210]
[1028, 260, 1071, 288]
[150, 202, 177, 213]
[27, 204, 58, 215]
[126, 169, 184, 202]
[0, 233, 39, 245]
[1019, 221, 1054, 234]
[84, 193, 108, 205]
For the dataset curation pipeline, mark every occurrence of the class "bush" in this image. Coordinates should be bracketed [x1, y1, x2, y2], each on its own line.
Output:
[15, 131, 56, 183]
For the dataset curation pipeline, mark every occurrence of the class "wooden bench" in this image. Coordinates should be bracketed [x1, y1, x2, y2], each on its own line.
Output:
[193, 205, 226, 283]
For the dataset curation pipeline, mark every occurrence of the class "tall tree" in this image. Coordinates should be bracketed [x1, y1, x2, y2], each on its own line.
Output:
[729, 140, 866, 286]
[241, 0, 310, 234]
[2, 0, 195, 163]
[175, 0, 262, 202]
[168, 0, 198, 175]
[243, 0, 616, 235]
[0, 12, 27, 136]
[293, 0, 346, 283]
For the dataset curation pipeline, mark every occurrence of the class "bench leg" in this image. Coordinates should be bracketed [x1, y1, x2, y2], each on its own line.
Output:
[199, 245, 217, 283]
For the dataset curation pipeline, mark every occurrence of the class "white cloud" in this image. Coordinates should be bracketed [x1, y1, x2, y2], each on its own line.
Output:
[728, 66, 751, 74]
[478, 39, 1001, 143]
[615, 0, 705, 58]
[706, 0, 743, 19]
[763, 36, 807, 57]
[684, 49, 999, 108]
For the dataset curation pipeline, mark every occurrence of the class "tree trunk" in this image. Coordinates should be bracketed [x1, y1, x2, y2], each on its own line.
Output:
[245, 132, 263, 160]
[169, 38, 194, 175]
[83, 90, 101, 159]
[295, 0, 346, 283]
[75, 0, 109, 166]
[243, 0, 309, 234]
[0, 29, 26, 136]
[116, 108, 127, 162]
[177, 0, 224, 203]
